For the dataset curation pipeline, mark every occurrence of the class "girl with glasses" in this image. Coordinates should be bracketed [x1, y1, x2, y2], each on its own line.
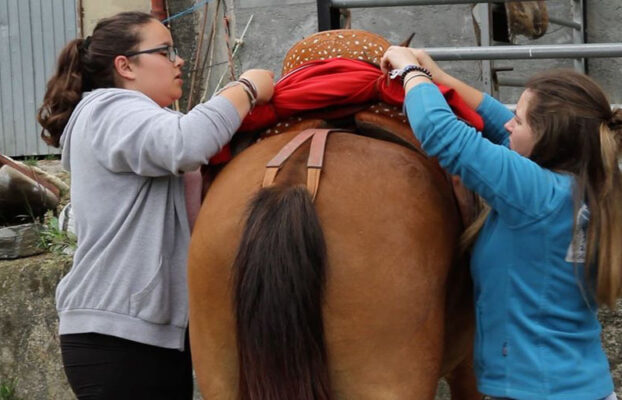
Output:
[37, 11, 274, 400]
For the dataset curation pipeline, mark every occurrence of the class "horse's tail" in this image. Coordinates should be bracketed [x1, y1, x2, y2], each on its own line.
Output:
[233, 184, 331, 400]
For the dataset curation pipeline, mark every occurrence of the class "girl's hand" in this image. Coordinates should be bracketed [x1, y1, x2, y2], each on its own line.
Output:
[239, 69, 275, 104]
[380, 46, 420, 74]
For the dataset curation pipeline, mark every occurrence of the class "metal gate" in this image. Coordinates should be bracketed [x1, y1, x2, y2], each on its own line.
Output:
[316, 0, 622, 100]
[0, 0, 78, 157]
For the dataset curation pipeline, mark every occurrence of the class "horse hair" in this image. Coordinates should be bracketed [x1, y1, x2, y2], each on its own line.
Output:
[233, 184, 331, 400]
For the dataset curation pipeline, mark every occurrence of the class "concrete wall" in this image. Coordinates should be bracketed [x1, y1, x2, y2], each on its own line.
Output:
[82, 0, 150, 35]
[231, 0, 621, 104]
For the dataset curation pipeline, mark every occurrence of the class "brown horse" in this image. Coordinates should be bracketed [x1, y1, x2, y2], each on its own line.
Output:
[188, 29, 480, 400]
[188, 129, 479, 399]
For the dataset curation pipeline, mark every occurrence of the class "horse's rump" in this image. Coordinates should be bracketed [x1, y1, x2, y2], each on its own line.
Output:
[188, 130, 462, 399]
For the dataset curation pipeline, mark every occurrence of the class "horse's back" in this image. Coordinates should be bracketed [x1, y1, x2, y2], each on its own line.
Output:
[188, 130, 461, 399]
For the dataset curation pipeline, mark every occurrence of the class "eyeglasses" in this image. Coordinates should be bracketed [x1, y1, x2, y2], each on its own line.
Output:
[124, 45, 178, 63]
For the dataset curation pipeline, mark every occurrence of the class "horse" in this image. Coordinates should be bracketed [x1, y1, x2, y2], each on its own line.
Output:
[187, 30, 480, 400]
[475, 0, 549, 44]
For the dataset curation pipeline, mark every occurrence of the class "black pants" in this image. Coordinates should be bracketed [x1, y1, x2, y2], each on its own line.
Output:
[60, 332, 193, 400]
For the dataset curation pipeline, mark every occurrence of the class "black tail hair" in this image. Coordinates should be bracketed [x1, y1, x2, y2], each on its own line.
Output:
[233, 185, 331, 400]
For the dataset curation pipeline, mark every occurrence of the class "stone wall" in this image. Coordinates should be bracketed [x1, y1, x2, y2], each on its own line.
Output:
[1, 251, 620, 399]
[0, 254, 73, 400]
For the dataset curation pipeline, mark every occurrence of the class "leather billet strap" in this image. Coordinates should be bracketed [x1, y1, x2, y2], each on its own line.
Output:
[262, 128, 344, 201]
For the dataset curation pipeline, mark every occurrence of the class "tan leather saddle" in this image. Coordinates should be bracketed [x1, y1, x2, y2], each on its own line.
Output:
[255, 29, 478, 227]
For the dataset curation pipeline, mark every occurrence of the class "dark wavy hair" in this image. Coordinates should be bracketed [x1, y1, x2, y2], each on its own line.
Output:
[37, 11, 156, 147]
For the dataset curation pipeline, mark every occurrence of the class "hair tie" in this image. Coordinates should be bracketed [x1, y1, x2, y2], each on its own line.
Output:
[608, 108, 622, 130]
[81, 36, 92, 52]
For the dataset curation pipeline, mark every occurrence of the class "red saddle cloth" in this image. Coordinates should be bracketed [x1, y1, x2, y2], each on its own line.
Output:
[210, 58, 484, 164]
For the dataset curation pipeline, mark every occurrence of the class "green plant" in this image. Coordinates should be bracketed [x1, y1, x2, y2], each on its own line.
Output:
[22, 156, 38, 167]
[38, 215, 77, 255]
[0, 379, 22, 400]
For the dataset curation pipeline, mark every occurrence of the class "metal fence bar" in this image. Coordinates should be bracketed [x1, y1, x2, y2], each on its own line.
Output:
[476, 4, 494, 95]
[548, 16, 581, 30]
[317, 0, 341, 31]
[424, 43, 622, 61]
[316, 0, 620, 97]
[571, 0, 586, 73]
[330, 0, 534, 7]
[318, 0, 537, 29]
[496, 77, 527, 88]
[504, 104, 621, 111]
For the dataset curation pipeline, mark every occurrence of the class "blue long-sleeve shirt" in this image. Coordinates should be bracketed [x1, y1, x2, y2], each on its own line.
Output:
[405, 83, 613, 400]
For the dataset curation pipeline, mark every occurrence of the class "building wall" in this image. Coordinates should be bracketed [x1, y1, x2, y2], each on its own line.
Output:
[0, 0, 78, 157]
[82, 0, 150, 35]
[0, 0, 151, 157]
[232, 0, 621, 104]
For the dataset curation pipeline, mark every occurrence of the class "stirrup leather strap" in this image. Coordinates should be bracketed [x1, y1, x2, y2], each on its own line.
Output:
[262, 128, 341, 201]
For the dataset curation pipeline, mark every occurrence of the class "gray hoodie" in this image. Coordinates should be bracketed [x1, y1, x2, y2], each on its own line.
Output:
[57, 88, 240, 350]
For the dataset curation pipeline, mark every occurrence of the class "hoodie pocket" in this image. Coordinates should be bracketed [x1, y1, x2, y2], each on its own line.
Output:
[129, 256, 171, 324]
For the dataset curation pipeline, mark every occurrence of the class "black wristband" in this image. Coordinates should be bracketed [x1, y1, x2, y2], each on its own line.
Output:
[400, 65, 432, 82]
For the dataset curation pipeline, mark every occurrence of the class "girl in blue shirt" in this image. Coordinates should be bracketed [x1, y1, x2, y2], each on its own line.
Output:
[381, 46, 621, 400]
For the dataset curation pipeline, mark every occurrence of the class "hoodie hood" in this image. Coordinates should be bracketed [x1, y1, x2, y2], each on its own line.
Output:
[59, 89, 130, 172]
[60, 91, 98, 172]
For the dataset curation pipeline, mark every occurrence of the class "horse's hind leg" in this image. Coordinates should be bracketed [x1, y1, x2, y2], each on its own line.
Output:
[444, 349, 481, 400]
[441, 261, 481, 400]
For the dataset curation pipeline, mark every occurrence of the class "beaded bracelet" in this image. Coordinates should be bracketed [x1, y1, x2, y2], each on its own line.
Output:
[400, 65, 432, 82]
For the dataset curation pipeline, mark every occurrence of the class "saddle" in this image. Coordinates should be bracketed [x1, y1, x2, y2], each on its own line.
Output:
[202, 30, 480, 228]
[259, 30, 480, 226]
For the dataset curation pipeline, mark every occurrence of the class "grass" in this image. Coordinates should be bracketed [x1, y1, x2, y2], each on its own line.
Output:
[0, 379, 22, 400]
[37, 213, 77, 255]
[21, 156, 38, 167]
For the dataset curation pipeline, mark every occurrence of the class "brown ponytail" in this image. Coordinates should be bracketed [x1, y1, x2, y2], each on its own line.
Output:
[37, 38, 84, 147]
[593, 108, 622, 308]
[524, 71, 622, 309]
[461, 71, 622, 308]
[37, 12, 156, 147]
